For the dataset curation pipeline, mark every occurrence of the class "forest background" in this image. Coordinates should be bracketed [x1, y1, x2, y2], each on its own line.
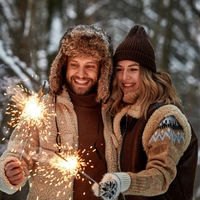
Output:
[0, 0, 199, 199]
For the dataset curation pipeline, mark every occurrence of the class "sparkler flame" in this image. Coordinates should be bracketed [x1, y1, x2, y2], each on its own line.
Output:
[20, 93, 47, 127]
[33, 147, 96, 183]
[23, 96, 43, 120]
[53, 151, 96, 183]
[5, 83, 49, 129]
[54, 152, 85, 176]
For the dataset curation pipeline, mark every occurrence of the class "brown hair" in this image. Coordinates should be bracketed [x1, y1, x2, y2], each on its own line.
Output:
[109, 65, 183, 118]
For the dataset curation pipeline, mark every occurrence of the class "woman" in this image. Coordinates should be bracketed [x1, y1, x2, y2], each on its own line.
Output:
[92, 25, 198, 200]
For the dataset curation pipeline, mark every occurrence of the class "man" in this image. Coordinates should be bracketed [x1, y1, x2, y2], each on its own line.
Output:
[0, 25, 118, 200]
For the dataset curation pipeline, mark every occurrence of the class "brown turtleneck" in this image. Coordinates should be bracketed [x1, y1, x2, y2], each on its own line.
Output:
[68, 90, 107, 200]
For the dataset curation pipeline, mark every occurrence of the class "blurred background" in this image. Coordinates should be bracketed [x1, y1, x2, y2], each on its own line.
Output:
[0, 0, 199, 199]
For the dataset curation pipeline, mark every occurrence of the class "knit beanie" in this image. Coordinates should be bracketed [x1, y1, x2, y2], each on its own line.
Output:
[114, 25, 156, 72]
[49, 24, 113, 103]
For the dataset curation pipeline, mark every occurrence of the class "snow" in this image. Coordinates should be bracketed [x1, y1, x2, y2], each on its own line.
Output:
[0, 40, 36, 90]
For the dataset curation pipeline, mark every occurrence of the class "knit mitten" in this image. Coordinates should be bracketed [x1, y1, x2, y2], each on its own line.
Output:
[92, 172, 131, 200]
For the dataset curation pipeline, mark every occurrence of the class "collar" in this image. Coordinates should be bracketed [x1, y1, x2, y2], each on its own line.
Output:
[68, 89, 98, 107]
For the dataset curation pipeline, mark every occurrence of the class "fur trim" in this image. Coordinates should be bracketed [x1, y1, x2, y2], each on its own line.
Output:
[49, 24, 113, 103]
[113, 104, 141, 143]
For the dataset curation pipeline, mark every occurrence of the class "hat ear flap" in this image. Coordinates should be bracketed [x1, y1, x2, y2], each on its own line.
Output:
[97, 58, 113, 103]
[49, 48, 68, 95]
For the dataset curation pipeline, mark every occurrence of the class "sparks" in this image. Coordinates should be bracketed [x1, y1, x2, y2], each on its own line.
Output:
[5, 83, 51, 160]
[20, 94, 46, 126]
[52, 151, 86, 176]
[5, 83, 50, 129]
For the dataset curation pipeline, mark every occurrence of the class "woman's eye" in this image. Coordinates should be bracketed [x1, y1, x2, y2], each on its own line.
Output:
[130, 68, 137, 71]
[116, 68, 122, 71]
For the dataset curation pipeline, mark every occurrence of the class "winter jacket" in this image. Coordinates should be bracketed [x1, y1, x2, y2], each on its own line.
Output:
[0, 87, 118, 200]
[110, 103, 198, 200]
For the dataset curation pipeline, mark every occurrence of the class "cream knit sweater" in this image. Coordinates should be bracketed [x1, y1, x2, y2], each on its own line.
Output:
[0, 89, 118, 200]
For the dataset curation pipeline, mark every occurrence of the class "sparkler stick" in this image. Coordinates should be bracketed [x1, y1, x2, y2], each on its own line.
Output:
[19, 137, 29, 160]
[78, 170, 97, 183]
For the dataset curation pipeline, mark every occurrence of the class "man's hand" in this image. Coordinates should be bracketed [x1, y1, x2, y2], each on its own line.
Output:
[4, 160, 25, 185]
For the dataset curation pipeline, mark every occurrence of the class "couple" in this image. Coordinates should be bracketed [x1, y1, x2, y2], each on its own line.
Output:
[0, 24, 198, 200]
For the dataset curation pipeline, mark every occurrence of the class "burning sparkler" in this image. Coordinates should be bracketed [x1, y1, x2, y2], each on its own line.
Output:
[54, 151, 85, 176]
[5, 82, 51, 159]
[6, 82, 47, 128]
[32, 147, 97, 184]
[55, 151, 97, 183]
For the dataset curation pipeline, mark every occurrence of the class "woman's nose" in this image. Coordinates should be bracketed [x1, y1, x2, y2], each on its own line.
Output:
[122, 70, 130, 80]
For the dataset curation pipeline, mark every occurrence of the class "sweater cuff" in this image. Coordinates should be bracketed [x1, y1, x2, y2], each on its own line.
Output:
[113, 172, 131, 192]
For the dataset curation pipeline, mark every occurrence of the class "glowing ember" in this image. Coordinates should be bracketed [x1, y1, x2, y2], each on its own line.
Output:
[20, 94, 47, 126]
[52, 151, 86, 177]
[23, 96, 43, 120]
[5, 84, 50, 129]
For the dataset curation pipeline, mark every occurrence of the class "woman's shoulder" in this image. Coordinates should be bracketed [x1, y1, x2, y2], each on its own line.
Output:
[142, 104, 192, 152]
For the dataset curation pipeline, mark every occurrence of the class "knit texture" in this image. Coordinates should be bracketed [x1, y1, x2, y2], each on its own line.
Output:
[112, 104, 192, 197]
[0, 87, 118, 200]
[114, 25, 156, 72]
[112, 172, 131, 192]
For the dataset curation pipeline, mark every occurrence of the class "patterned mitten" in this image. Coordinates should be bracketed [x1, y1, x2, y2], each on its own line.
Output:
[92, 172, 131, 200]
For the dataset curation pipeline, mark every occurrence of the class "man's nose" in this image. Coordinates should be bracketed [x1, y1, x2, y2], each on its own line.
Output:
[76, 67, 86, 78]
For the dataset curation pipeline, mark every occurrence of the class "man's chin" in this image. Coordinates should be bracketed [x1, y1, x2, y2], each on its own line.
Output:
[71, 87, 91, 95]
[67, 83, 97, 95]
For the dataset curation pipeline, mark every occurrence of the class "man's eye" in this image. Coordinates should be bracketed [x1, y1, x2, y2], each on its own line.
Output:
[70, 63, 78, 67]
[87, 65, 95, 69]
[116, 68, 122, 71]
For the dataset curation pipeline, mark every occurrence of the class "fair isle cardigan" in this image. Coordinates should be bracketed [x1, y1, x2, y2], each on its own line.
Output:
[111, 103, 192, 198]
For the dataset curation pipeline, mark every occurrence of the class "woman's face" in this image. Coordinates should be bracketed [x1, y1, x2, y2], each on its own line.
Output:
[116, 60, 140, 94]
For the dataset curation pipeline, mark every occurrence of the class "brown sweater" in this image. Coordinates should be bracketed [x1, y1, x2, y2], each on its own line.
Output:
[69, 90, 107, 200]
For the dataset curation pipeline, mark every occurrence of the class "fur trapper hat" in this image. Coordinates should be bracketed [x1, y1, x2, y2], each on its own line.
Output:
[49, 24, 113, 103]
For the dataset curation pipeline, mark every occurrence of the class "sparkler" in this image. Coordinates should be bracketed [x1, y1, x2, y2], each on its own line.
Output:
[55, 151, 97, 183]
[5, 82, 51, 159]
[6, 82, 48, 128]
[33, 147, 97, 185]
[78, 169, 97, 183]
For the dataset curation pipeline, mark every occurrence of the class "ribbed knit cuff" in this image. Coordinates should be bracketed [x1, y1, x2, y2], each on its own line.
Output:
[113, 172, 131, 192]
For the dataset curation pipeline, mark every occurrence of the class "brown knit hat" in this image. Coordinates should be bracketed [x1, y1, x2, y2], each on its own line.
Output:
[114, 25, 156, 72]
[49, 24, 113, 103]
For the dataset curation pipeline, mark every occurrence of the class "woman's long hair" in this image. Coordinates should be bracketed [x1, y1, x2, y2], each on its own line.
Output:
[108, 65, 183, 118]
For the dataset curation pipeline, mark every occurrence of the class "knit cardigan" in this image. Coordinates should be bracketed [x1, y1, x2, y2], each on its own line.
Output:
[110, 103, 193, 198]
[0, 89, 118, 200]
